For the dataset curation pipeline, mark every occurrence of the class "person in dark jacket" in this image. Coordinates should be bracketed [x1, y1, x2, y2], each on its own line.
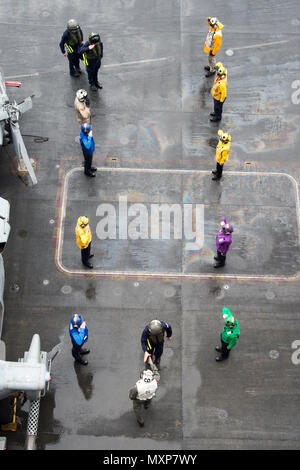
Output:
[59, 19, 84, 77]
[141, 319, 172, 368]
[69, 314, 89, 365]
[79, 32, 103, 91]
[79, 123, 97, 177]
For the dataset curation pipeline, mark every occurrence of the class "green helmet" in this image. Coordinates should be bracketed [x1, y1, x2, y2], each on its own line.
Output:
[148, 320, 163, 335]
[67, 19, 79, 31]
[89, 32, 100, 44]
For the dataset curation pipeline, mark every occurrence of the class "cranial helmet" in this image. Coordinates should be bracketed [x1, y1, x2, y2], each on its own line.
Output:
[148, 320, 163, 336]
[78, 216, 89, 228]
[225, 224, 234, 234]
[67, 19, 79, 31]
[217, 65, 227, 77]
[218, 129, 231, 143]
[76, 89, 87, 102]
[81, 123, 92, 134]
[209, 17, 218, 28]
[141, 369, 154, 383]
[71, 314, 83, 328]
[89, 32, 100, 44]
[223, 308, 234, 326]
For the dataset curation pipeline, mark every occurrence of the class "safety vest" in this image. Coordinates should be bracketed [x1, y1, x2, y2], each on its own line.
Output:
[136, 379, 158, 401]
[65, 29, 82, 54]
[211, 76, 227, 102]
[216, 141, 231, 165]
[83, 43, 101, 66]
[75, 224, 92, 249]
[146, 331, 164, 351]
[203, 20, 224, 55]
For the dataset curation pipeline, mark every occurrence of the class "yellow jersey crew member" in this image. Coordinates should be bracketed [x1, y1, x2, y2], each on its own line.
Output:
[212, 130, 231, 181]
[210, 63, 227, 122]
[203, 17, 224, 77]
[75, 216, 94, 268]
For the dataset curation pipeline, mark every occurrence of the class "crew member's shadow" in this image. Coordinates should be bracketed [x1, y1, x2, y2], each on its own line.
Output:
[73, 362, 94, 400]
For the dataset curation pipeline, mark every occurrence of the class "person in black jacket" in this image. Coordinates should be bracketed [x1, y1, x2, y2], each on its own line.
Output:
[141, 319, 172, 368]
[59, 19, 84, 77]
[79, 32, 103, 91]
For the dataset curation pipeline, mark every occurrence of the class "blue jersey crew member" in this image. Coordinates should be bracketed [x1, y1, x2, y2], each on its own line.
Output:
[69, 314, 90, 365]
[141, 319, 172, 367]
[79, 123, 97, 177]
[79, 32, 103, 91]
[59, 19, 84, 77]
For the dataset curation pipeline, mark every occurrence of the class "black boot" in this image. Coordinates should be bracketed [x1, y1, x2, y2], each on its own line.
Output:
[210, 116, 221, 122]
[76, 357, 88, 365]
[81, 348, 90, 355]
[205, 70, 215, 77]
[83, 261, 93, 269]
[215, 355, 225, 362]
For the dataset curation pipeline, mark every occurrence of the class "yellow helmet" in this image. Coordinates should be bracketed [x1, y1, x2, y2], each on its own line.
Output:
[218, 129, 231, 143]
[78, 216, 89, 228]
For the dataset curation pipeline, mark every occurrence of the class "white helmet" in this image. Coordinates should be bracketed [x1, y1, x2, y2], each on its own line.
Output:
[76, 89, 87, 102]
[141, 369, 154, 383]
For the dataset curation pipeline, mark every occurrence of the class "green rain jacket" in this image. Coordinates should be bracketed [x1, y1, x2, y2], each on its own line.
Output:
[221, 308, 240, 350]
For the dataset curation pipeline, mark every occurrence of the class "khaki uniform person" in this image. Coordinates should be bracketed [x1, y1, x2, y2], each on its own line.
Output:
[203, 17, 224, 77]
[74, 89, 91, 125]
[75, 216, 94, 268]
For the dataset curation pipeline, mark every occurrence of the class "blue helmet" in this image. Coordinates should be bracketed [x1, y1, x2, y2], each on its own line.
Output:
[71, 314, 83, 328]
[81, 123, 91, 134]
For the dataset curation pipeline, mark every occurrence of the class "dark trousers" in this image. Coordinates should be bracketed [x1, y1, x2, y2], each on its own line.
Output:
[219, 334, 230, 359]
[216, 250, 226, 266]
[87, 58, 101, 86]
[213, 98, 224, 120]
[72, 343, 84, 361]
[81, 242, 91, 265]
[68, 52, 81, 74]
[214, 162, 223, 179]
[83, 152, 93, 175]
[147, 342, 164, 363]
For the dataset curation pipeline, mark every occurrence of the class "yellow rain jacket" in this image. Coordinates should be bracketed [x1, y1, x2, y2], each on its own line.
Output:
[211, 75, 227, 102]
[203, 19, 224, 56]
[216, 140, 231, 165]
[75, 221, 92, 249]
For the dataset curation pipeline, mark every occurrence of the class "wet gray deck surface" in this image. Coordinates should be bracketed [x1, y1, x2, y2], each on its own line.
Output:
[0, 0, 300, 450]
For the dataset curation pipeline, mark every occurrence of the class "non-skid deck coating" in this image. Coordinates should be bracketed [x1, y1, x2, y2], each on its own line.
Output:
[1, 0, 300, 452]
[58, 167, 300, 279]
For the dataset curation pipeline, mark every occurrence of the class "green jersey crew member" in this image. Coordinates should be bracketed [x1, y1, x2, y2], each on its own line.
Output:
[59, 19, 84, 77]
[215, 308, 240, 361]
[79, 33, 103, 92]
